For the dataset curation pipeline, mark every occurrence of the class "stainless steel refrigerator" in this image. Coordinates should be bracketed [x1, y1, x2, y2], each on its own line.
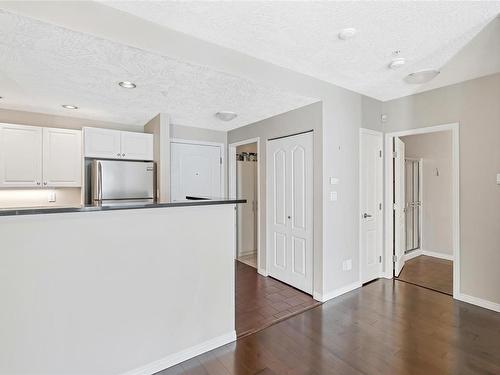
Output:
[90, 160, 156, 206]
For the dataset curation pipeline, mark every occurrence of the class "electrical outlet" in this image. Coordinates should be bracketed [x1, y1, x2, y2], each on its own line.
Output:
[48, 191, 56, 203]
[342, 259, 352, 271]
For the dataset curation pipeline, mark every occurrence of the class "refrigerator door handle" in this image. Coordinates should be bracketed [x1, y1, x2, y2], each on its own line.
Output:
[97, 161, 103, 202]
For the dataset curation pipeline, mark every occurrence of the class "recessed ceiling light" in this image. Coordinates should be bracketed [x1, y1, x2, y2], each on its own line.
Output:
[404, 69, 440, 84]
[119, 81, 136, 89]
[215, 111, 237, 121]
[338, 28, 357, 40]
[62, 104, 78, 110]
[388, 58, 406, 70]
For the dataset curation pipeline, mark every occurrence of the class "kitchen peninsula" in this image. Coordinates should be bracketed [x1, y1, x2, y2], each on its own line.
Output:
[0, 198, 244, 375]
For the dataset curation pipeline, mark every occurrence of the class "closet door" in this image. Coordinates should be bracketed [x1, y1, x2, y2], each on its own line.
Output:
[267, 132, 313, 294]
[0, 123, 42, 187]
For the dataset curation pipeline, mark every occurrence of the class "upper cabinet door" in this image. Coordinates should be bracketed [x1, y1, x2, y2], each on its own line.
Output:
[120, 131, 154, 161]
[43, 128, 82, 187]
[83, 127, 121, 159]
[0, 123, 43, 187]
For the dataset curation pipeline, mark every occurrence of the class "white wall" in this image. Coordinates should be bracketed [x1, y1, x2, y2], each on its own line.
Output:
[401, 131, 453, 256]
[0, 205, 235, 375]
[383, 73, 500, 305]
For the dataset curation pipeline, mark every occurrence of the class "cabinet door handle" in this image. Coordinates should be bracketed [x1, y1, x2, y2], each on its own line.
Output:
[36, 182, 41, 186]
[122, 153, 125, 157]
[117, 153, 121, 157]
[43, 181, 47, 186]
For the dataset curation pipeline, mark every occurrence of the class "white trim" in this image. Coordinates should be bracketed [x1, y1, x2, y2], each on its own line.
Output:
[121, 331, 236, 375]
[404, 249, 422, 261]
[313, 281, 362, 303]
[169, 138, 225, 199]
[421, 250, 454, 261]
[228, 138, 262, 274]
[384, 123, 461, 299]
[358, 128, 384, 283]
[456, 294, 500, 313]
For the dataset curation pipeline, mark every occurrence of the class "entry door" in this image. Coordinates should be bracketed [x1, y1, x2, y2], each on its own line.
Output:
[170, 142, 222, 201]
[394, 137, 406, 276]
[359, 130, 383, 283]
[267, 132, 313, 294]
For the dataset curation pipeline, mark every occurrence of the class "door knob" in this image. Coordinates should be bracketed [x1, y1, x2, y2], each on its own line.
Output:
[363, 213, 372, 218]
[287, 215, 291, 219]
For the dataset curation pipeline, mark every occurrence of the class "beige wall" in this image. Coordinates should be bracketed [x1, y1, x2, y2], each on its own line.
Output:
[383, 73, 500, 305]
[401, 131, 453, 256]
[236, 143, 257, 154]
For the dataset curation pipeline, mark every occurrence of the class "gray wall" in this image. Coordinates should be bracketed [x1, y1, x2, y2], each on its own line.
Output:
[401, 131, 453, 257]
[383, 73, 500, 304]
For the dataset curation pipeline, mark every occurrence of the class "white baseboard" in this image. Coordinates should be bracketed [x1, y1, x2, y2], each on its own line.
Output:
[238, 250, 257, 257]
[456, 293, 500, 313]
[257, 268, 268, 277]
[121, 331, 236, 375]
[313, 281, 362, 303]
[422, 250, 454, 261]
[405, 249, 422, 261]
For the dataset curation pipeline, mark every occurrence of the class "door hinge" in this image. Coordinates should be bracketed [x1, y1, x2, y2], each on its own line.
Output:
[392, 151, 397, 158]
[393, 203, 397, 210]
[393, 255, 398, 263]
[379, 203, 382, 210]
[379, 150, 382, 158]
[220, 157, 222, 165]
[379, 255, 382, 263]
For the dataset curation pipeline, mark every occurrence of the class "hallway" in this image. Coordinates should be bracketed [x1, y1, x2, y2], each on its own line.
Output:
[397, 255, 453, 295]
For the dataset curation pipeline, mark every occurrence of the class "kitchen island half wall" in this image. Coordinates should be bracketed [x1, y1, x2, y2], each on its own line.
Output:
[0, 202, 240, 375]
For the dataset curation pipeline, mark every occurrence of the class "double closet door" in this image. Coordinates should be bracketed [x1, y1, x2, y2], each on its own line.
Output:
[267, 132, 313, 294]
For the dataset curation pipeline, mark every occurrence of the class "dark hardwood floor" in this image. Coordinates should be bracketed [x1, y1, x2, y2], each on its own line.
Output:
[397, 255, 453, 295]
[157, 278, 500, 375]
[235, 260, 320, 337]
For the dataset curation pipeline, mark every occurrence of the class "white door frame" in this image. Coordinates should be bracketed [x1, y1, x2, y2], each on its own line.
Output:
[384, 123, 460, 299]
[358, 128, 384, 284]
[403, 157, 424, 260]
[228, 138, 264, 276]
[170, 138, 225, 198]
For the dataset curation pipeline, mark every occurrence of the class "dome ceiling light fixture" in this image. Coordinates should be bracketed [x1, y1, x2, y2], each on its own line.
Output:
[215, 111, 238, 121]
[338, 27, 357, 41]
[119, 81, 137, 89]
[62, 104, 78, 110]
[404, 69, 440, 84]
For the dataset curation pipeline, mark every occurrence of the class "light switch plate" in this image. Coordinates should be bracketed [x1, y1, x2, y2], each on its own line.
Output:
[330, 191, 338, 201]
[497, 173, 500, 185]
[48, 191, 56, 203]
[329, 177, 339, 185]
[342, 259, 352, 271]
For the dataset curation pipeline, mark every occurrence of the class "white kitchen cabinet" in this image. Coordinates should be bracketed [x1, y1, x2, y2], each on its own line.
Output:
[42, 127, 82, 187]
[83, 127, 153, 161]
[120, 131, 154, 161]
[0, 124, 43, 187]
[83, 127, 122, 159]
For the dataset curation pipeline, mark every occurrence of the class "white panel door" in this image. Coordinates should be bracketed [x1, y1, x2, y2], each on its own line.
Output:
[83, 127, 121, 159]
[394, 137, 406, 276]
[120, 131, 154, 161]
[42, 128, 82, 187]
[0, 123, 42, 187]
[267, 132, 313, 294]
[360, 130, 383, 283]
[170, 142, 222, 201]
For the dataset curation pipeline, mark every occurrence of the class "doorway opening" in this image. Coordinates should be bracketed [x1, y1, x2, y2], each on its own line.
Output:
[235, 142, 258, 267]
[386, 124, 459, 297]
[230, 134, 319, 338]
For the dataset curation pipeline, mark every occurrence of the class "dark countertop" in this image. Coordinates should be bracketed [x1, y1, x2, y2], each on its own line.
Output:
[0, 197, 246, 217]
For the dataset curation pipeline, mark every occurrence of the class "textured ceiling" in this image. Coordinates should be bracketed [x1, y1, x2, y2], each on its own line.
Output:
[104, 1, 500, 101]
[0, 10, 317, 130]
